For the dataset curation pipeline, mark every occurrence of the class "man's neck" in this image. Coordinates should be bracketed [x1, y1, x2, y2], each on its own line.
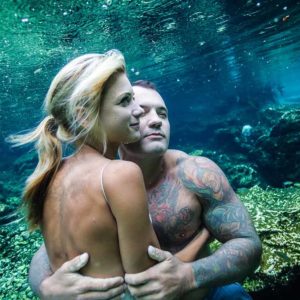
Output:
[125, 154, 166, 189]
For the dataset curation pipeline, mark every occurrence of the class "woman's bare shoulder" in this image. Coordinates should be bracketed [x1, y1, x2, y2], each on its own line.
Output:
[106, 160, 143, 181]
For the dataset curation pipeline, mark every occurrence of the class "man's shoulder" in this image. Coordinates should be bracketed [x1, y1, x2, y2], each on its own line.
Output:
[167, 149, 219, 168]
[167, 150, 229, 197]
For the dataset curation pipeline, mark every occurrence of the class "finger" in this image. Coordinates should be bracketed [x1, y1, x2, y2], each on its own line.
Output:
[125, 271, 151, 286]
[61, 253, 89, 273]
[79, 277, 124, 292]
[148, 246, 172, 262]
[127, 283, 160, 298]
[77, 284, 125, 300]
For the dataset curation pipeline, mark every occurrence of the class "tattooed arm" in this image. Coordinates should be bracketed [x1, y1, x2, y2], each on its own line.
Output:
[125, 156, 261, 300]
[180, 156, 262, 288]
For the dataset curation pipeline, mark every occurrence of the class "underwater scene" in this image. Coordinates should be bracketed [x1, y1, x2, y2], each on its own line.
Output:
[0, 0, 299, 299]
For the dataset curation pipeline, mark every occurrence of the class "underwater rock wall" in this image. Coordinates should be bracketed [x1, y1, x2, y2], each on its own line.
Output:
[179, 105, 300, 188]
[250, 109, 300, 186]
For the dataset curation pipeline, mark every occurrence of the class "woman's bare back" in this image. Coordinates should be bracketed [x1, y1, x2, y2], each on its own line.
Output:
[42, 146, 159, 278]
[42, 150, 125, 277]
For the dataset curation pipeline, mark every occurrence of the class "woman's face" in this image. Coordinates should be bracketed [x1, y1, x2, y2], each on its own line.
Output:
[100, 72, 143, 145]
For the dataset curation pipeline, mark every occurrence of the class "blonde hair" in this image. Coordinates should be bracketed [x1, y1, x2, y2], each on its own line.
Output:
[8, 50, 125, 229]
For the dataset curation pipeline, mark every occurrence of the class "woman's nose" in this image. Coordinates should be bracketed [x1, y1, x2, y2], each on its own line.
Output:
[132, 104, 144, 117]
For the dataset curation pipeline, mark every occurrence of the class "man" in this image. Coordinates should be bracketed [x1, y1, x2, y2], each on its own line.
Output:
[29, 80, 262, 299]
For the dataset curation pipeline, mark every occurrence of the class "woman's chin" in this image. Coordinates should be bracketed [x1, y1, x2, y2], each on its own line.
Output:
[122, 133, 141, 145]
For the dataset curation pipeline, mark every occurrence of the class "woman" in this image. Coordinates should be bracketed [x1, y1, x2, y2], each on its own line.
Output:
[10, 50, 160, 280]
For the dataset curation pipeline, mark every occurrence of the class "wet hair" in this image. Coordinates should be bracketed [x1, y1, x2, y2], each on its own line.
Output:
[7, 50, 125, 229]
[132, 80, 157, 91]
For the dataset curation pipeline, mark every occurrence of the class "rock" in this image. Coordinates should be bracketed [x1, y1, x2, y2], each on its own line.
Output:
[250, 109, 300, 186]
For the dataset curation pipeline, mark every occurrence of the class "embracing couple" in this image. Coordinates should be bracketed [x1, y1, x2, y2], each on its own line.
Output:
[12, 50, 262, 299]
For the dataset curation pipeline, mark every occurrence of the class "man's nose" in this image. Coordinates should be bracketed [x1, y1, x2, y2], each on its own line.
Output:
[148, 113, 162, 128]
[132, 104, 144, 117]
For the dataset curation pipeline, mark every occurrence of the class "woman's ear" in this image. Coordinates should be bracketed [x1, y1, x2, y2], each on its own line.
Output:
[75, 106, 89, 129]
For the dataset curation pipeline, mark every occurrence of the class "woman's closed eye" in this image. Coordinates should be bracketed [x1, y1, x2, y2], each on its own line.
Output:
[119, 94, 132, 106]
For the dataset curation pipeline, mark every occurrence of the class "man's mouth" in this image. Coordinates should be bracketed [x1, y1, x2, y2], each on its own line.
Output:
[145, 132, 165, 138]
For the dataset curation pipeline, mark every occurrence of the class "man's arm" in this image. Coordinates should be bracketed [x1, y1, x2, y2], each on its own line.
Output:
[29, 243, 52, 296]
[181, 156, 262, 288]
[125, 156, 262, 299]
[29, 244, 125, 299]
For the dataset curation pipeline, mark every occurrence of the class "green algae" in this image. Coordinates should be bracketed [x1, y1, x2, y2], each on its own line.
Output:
[241, 186, 300, 292]
[0, 219, 43, 299]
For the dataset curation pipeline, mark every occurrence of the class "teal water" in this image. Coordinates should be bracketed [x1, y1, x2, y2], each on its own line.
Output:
[0, 1, 300, 298]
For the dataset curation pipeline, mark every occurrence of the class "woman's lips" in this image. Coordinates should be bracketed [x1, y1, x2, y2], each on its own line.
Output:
[130, 123, 140, 130]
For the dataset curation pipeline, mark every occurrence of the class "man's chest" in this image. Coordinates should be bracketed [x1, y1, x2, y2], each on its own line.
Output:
[147, 176, 202, 251]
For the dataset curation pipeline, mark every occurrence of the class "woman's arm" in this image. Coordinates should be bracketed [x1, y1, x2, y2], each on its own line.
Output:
[175, 228, 211, 262]
[104, 161, 160, 273]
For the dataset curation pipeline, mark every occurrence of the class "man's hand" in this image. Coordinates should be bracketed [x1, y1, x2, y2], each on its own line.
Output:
[125, 246, 196, 300]
[40, 253, 125, 300]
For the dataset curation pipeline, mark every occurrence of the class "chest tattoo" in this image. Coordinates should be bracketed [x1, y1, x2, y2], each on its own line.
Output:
[148, 174, 198, 248]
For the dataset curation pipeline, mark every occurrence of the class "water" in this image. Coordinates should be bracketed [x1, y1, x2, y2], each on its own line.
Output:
[1, 1, 300, 142]
[0, 1, 300, 297]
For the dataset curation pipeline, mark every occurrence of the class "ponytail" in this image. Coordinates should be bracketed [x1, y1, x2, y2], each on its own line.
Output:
[8, 116, 62, 230]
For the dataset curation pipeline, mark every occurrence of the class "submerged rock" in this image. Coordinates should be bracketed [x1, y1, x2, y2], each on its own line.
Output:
[251, 109, 300, 186]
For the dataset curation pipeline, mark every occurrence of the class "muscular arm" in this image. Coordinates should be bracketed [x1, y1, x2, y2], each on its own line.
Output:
[180, 156, 262, 288]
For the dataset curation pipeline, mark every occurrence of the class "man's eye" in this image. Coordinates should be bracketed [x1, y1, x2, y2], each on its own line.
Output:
[159, 113, 167, 118]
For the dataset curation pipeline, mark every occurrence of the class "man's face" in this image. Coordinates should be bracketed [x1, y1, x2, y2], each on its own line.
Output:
[121, 86, 170, 157]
